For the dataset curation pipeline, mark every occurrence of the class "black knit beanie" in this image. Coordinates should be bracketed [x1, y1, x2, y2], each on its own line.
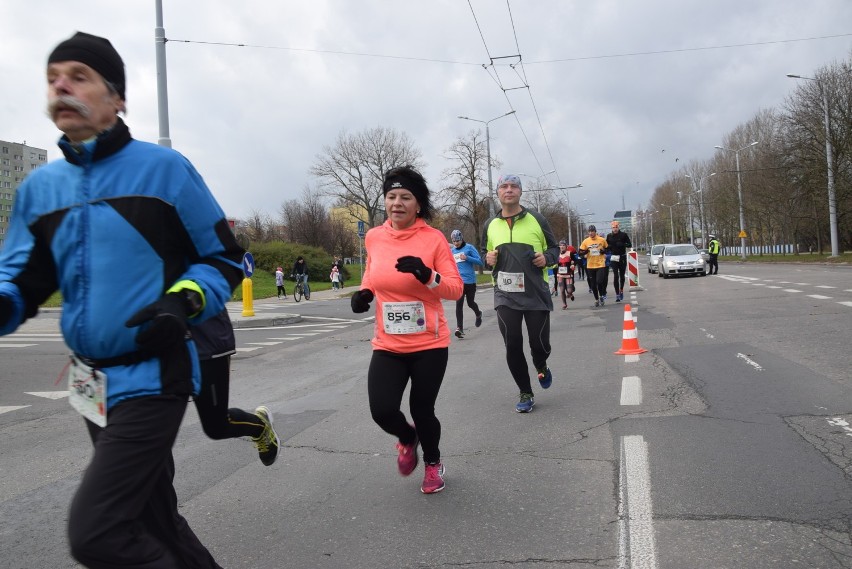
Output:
[48, 32, 125, 100]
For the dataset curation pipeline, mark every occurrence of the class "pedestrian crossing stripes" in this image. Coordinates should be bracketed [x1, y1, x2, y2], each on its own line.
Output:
[718, 275, 852, 309]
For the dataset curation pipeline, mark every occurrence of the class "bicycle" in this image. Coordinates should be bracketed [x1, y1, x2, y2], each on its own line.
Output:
[292, 273, 311, 302]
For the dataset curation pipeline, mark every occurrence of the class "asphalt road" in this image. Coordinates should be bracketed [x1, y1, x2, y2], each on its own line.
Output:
[1, 260, 851, 568]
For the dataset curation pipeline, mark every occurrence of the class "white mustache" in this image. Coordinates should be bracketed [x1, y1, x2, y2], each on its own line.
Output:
[47, 95, 91, 118]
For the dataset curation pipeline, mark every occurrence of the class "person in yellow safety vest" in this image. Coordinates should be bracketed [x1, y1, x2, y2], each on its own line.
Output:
[707, 234, 721, 275]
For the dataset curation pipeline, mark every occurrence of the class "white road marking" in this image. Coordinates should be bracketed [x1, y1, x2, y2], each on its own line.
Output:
[1, 337, 64, 341]
[736, 352, 764, 371]
[0, 344, 37, 348]
[25, 391, 69, 400]
[245, 342, 284, 346]
[794, 282, 810, 286]
[0, 406, 30, 415]
[620, 377, 642, 405]
[782, 289, 802, 293]
[815, 285, 836, 289]
[624, 354, 640, 363]
[235, 347, 262, 353]
[838, 302, 852, 308]
[765, 285, 781, 289]
[267, 337, 302, 341]
[619, 435, 658, 569]
[751, 283, 766, 286]
[827, 417, 852, 437]
[806, 295, 832, 300]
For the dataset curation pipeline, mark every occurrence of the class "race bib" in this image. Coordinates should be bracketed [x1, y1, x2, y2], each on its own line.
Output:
[610, 254, 620, 262]
[382, 301, 427, 334]
[453, 252, 463, 263]
[67, 355, 107, 427]
[497, 271, 525, 292]
[590, 248, 600, 256]
[558, 266, 568, 274]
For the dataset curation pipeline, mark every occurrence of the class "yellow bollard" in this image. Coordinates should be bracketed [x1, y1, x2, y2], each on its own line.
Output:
[241, 277, 255, 317]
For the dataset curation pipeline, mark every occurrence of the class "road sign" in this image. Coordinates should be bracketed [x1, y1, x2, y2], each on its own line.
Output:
[357, 220, 366, 238]
[738, 230, 748, 238]
[242, 252, 255, 278]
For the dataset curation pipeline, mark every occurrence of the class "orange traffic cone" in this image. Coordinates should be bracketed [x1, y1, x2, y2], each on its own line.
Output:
[614, 304, 647, 355]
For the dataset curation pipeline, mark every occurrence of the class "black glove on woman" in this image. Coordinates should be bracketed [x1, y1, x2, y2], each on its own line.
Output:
[351, 289, 374, 313]
[395, 256, 433, 284]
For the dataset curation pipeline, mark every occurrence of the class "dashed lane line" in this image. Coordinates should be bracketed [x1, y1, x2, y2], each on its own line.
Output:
[0, 406, 30, 415]
[807, 294, 832, 300]
[0, 344, 38, 348]
[620, 377, 642, 405]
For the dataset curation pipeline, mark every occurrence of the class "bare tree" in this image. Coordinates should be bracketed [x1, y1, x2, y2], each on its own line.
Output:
[439, 129, 497, 250]
[279, 186, 331, 248]
[310, 127, 424, 228]
[242, 209, 274, 243]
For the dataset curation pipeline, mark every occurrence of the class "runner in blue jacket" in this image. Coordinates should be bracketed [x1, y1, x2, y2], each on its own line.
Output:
[450, 229, 484, 337]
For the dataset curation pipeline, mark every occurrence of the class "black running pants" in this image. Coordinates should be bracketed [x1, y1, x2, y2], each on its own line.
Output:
[455, 283, 481, 329]
[68, 395, 222, 569]
[368, 348, 448, 464]
[586, 267, 608, 299]
[495, 307, 551, 394]
[611, 256, 627, 294]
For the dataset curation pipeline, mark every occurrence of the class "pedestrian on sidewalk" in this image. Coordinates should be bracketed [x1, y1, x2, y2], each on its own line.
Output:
[579, 225, 609, 307]
[330, 265, 341, 290]
[275, 266, 287, 299]
[350, 165, 463, 494]
[0, 31, 241, 568]
[192, 310, 280, 466]
[482, 174, 559, 413]
[450, 229, 483, 338]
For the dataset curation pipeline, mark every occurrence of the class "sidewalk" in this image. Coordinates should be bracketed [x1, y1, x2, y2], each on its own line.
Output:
[228, 284, 357, 329]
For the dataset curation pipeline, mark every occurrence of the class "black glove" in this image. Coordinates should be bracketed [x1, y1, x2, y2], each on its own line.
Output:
[395, 256, 433, 285]
[351, 289, 374, 313]
[0, 295, 13, 327]
[125, 293, 191, 355]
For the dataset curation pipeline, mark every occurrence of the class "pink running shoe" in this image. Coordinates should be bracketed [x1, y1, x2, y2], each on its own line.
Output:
[421, 462, 446, 494]
[396, 436, 419, 476]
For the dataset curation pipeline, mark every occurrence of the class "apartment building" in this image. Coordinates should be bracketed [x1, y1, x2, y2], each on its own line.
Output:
[0, 140, 48, 248]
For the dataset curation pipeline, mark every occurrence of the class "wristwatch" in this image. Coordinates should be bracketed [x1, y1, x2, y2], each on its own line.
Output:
[427, 272, 441, 289]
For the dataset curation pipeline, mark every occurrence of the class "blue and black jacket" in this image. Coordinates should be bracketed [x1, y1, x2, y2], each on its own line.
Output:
[0, 119, 243, 410]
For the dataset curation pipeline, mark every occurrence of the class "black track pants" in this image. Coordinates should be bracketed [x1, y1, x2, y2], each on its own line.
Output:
[195, 357, 264, 440]
[68, 395, 222, 569]
[455, 283, 481, 329]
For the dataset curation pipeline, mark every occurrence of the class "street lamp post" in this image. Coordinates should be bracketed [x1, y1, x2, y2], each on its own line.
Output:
[715, 141, 758, 260]
[787, 74, 839, 257]
[522, 179, 583, 246]
[660, 203, 679, 243]
[685, 172, 716, 246]
[458, 110, 516, 218]
[575, 212, 595, 247]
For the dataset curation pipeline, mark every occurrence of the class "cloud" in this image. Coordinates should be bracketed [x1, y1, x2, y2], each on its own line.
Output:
[4, 0, 851, 228]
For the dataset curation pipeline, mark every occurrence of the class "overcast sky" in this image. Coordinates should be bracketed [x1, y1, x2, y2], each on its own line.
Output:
[3, 1, 851, 228]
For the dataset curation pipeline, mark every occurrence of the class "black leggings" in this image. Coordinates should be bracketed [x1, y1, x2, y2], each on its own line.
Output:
[611, 257, 627, 294]
[195, 357, 264, 440]
[495, 307, 551, 394]
[586, 267, 608, 300]
[277, 284, 286, 297]
[367, 348, 448, 464]
[455, 283, 481, 329]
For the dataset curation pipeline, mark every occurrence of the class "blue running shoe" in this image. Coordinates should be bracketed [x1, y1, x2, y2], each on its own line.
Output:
[515, 392, 535, 413]
[537, 367, 552, 389]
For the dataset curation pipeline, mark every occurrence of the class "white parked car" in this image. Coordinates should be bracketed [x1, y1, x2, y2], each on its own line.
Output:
[658, 244, 707, 278]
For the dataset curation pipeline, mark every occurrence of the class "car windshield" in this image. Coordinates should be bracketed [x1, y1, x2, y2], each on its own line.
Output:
[651, 245, 665, 255]
[665, 245, 699, 256]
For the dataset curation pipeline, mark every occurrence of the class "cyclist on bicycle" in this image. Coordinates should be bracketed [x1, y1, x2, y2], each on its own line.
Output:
[291, 255, 310, 297]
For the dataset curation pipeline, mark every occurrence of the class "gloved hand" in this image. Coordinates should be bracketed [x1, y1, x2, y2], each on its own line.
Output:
[395, 256, 433, 284]
[0, 295, 13, 327]
[125, 293, 191, 355]
[351, 289, 374, 313]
